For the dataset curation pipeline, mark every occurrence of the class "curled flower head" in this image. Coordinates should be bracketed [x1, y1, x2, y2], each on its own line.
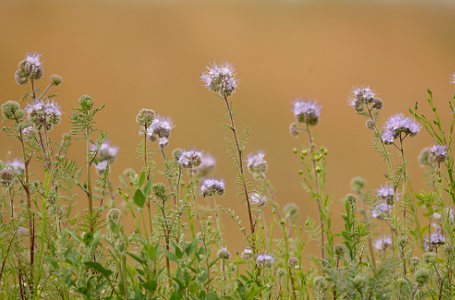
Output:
[217, 248, 231, 260]
[198, 153, 216, 176]
[200, 178, 225, 197]
[256, 253, 274, 268]
[374, 237, 392, 251]
[376, 184, 398, 205]
[6, 158, 25, 174]
[250, 192, 267, 206]
[424, 233, 445, 250]
[381, 114, 420, 144]
[178, 149, 204, 169]
[0, 168, 14, 186]
[92, 141, 119, 173]
[371, 201, 391, 219]
[418, 147, 434, 167]
[430, 144, 448, 164]
[15, 52, 43, 85]
[147, 115, 174, 147]
[25, 100, 62, 130]
[201, 62, 238, 98]
[246, 151, 268, 177]
[349, 87, 381, 112]
[292, 99, 321, 126]
[241, 248, 254, 260]
[136, 108, 155, 128]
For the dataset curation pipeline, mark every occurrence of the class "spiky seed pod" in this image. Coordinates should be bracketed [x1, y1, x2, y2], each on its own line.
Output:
[136, 108, 155, 127]
[1, 100, 24, 120]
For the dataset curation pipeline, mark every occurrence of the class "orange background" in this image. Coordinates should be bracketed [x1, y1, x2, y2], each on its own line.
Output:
[1, 0, 455, 258]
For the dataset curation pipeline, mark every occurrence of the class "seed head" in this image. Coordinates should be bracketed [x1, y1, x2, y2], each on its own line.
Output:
[201, 62, 238, 98]
[136, 108, 155, 127]
[292, 99, 321, 126]
[288, 257, 299, 268]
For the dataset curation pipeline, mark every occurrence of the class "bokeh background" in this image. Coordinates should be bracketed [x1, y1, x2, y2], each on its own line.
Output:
[1, 0, 455, 259]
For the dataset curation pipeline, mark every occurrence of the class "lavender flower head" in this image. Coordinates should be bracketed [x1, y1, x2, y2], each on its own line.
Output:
[424, 233, 445, 250]
[376, 184, 398, 205]
[241, 248, 254, 260]
[349, 87, 382, 112]
[25, 100, 62, 130]
[432, 207, 454, 224]
[201, 62, 238, 98]
[200, 178, 225, 197]
[292, 99, 321, 126]
[451, 72, 455, 84]
[430, 144, 448, 163]
[256, 253, 274, 268]
[147, 115, 174, 148]
[198, 153, 216, 176]
[381, 114, 420, 144]
[250, 192, 267, 206]
[371, 201, 391, 219]
[6, 158, 25, 174]
[246, 151, 268, 177]
[374, 237, 392, 251]
[15, 52, 43, 85]
[178, 149, 204, 169]
[92, 140, 119, 173]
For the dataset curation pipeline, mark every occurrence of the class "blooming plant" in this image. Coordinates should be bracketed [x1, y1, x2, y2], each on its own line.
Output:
[0, 53, 455, 300]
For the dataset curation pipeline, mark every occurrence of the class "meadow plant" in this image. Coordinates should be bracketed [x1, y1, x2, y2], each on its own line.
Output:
[0, 53, 455, 299]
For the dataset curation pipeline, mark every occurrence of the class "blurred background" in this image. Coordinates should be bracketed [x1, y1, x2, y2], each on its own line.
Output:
[1, 0, 455, 259]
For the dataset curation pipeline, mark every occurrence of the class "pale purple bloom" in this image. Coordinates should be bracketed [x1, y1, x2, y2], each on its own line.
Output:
[256, 253, 274, 267]
[246, 151, 268, 175]
[200, 178, 225, 197]
[433, 207, 454, 224]
[201, 62, 238, 98]
[381, 114, 420, 144]
[92, 140, 119, 173]
[147, 115, 174, 147]
[374, 237, 392, 251]
[424, 233, 445, 250]
[451, 73, 455, 84]
[292, 99, 321, 126]
[241, 248, 254, 260]
[159, 137, 168, 147]
[371, 202, 391, 219]
[7, 158, 25, 173]
[430, 144, 448, 163]
[94, 161, 109, 173]
[349, 87, 380, 112]
[21, 126, 34, 136]
[25, 100, 62, 128]
[377, 184, 398, 205]
[178, 149, 204, 169]
[250, 192, 267, 206]
[198, 153, 216, 175]
[26, 52, 41, 66]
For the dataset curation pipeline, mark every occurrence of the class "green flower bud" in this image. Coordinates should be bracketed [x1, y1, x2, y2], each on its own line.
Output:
[414, 268, 430, 286]
[78, 95, 93, 111]
[136, 108, 155, 127]
[50, 74, 63, 86]
[350, 176, 366, 193]
[152, 183, 167, 200]
[2, 100, 23, 120]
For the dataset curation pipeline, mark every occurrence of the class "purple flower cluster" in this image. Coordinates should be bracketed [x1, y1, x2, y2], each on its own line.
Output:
[200, 178, 225, 197]
[92, 141, 119, 173]
[15, 52, 44, 85]
[451, 73, 455, 84]
[246, 151, 268, 177]
[424, 233, 445, 250]
[201, 62, 238, 98]
[371, 202, 391, 219]
[381, 114, 420, 144]
[430, 144, 448, 163]
[6, 158, 25, 174]
[292, 99, 321, 126]
[250, 192, 267, 206]
[241, 248, 254, 260]
[198, 153, 216, 176]
[256, 253, 274, 268]
[25, 100, 62, 130]
[349, 87, 382, 112]
[178, 149, 204, 169]
[374, 237, 392, 251]
[147, 115, 174, 148]
[377, 184, 397, 205]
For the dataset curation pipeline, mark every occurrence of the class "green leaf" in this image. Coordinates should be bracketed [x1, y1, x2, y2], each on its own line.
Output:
[134, 189, 146, 208]
[164, 249, 179, 262]
[84, 261, 113, 277]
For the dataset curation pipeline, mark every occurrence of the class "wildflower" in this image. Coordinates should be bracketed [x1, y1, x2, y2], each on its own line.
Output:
[288, 257, 299, 268]
[107, 208, 121, 224]
[0, 168, 14, 186]
[433, 207, 454, 224]
[371, 202, 391, 219]
[424, 233, 445, 250]
[17, 227, 29, 236]
[201, 62, 238, 98]
[381, 114, 420, 144]
[6, 158, 25, 174]
[92, 141, 119, 173]
[349, 87, 380, 112]
[15, 52, 43, 85]
[250, 192, 267, 206]
[414, 268, 430, 286]
[350, 176, 366, 193]
[418, 147, 433, 167]
[366, 119, 376, 130]
[178, 149, 204, 169]
[246, 151, 268, 177]
[423, 252, 437, 264]
[78, 95, 93, 111]
[256, 253, 274, 268]
[283, 203, 299, 218]
[377, 184, 397, 205]
[313, 276, 328, 290]
[147, 115, 174, 147]
[200, 178, 225, 197]
[335, 244, 345, 257]
[136, 108, 155, 128]
[21, 126, 34, 136]
[217, 248, 231, 260]
[50, 74, 63, 86]
[374, 237, 392, 251]
[292, 99, 321, 126]
[198, 153, 216, 176]
[451, 72, 455, 84]
[430, 144, 448, 163]
[241, 248, 254, 260]
[25, 100, 62, 130]
[1, 100, 24, 120]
